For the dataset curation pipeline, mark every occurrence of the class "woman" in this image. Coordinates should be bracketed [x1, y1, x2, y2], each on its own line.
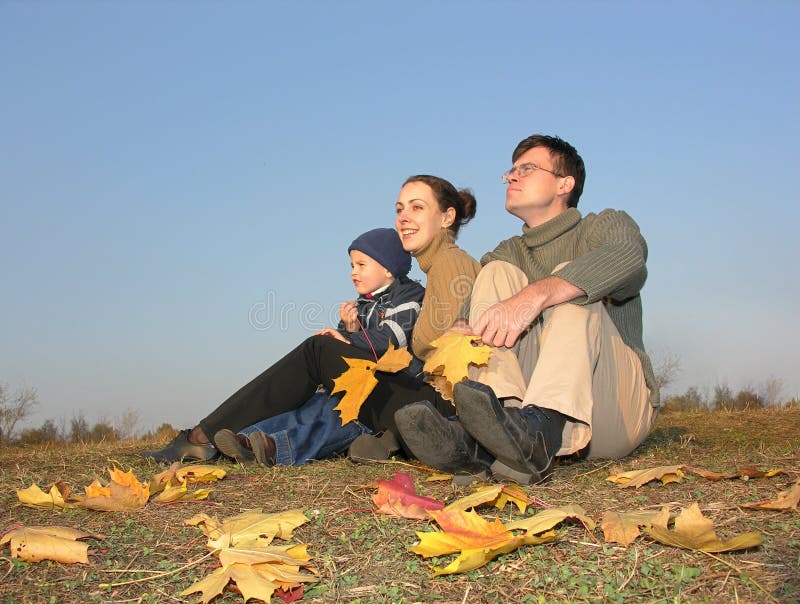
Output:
[141, 175, 479, 463]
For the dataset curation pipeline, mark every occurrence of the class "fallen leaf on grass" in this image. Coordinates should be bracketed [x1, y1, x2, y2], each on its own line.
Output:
[644, 503, 761, 552]
[422, 333, 492, 401]
[16, 482, 73, 510]
[685, 465, 784, 481]
[150, 478, 213, 503]
[505, 504, 596, 534]
[182, 509, 317, 603]
[601, 507, 671, 546]
[744, 479, 800, 511]
[331, 344, 412, 424]
[607, 465, 685, 488]
[412, 508, 557, 576]
[1, 525, 103, 564]
[372, 471, 444, 520]
[76, 468, 150, 511]
[444, 484, 530, 514]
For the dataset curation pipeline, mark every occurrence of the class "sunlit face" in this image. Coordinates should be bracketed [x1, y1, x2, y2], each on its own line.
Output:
[349, 249, 394, 295]
[395, 181, 455, 253]
[505, 146, 569, 224]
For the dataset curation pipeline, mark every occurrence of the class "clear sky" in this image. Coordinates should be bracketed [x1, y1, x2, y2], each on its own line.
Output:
[2, 1, 798, 434]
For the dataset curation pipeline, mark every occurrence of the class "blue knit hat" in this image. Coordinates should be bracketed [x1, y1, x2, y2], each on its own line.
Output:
[347, 228, 411, 278]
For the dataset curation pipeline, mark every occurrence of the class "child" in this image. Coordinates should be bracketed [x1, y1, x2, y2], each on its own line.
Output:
[212, 227, 424, 466]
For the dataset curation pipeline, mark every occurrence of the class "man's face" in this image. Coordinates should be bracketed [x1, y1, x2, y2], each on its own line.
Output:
[504, 146, 568, 224]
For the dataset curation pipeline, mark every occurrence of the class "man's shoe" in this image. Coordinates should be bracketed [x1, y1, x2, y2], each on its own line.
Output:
[394, 401, 493, 478]
[213, 429, 255, 462]
[248, 431, 277, 467]
[454, 380, 564, 484]
[348, 431, 400, 463]
[141, 429, 219, 462]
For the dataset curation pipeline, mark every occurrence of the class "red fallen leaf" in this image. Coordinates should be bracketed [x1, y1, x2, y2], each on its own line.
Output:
[276, 585, 305, 603]
[372, 472, 444, 520]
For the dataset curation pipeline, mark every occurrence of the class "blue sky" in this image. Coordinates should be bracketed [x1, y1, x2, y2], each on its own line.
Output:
[2, 1, 798, 433]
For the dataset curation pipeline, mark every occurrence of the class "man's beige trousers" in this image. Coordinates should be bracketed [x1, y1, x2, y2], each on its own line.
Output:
[467, 261, 654, 459]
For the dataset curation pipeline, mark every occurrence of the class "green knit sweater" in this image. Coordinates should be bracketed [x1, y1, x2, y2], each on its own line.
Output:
[480, 207, 659, 408]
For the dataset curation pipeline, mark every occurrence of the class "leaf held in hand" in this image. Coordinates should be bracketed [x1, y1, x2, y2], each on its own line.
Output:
[422, 333, 492, 401]
[331, 344, 412, 425]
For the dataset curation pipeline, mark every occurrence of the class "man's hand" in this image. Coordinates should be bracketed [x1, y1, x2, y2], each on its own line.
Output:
[340, 301, 358, 332]
[471, 290, 543, 348]
[449, 318, 475, 335]
[471, 276, 584, 348]
[316, 328, 351, 344]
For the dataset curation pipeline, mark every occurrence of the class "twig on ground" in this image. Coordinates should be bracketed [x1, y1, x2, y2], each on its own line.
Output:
[97, 550, 216, 588]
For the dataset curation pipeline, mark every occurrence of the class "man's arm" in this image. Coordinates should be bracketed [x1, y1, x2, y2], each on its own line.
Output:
[470, 275, 583, 348]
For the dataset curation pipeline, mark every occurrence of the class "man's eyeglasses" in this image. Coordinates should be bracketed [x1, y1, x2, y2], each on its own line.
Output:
[502, 162, 565, 183]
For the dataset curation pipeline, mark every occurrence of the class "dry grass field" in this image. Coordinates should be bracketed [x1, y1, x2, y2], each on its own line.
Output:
[1, 406, 799, 603]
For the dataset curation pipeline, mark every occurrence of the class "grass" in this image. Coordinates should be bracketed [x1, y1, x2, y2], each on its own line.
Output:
[1, 406, 799, 603]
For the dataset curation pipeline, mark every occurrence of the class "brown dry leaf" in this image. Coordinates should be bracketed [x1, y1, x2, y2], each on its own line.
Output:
[16, 482, 73, 510]
[607, 464, 685, 488]
[331, 345, 412, 424]
[76, 467, 150, 511]
[422, 333, 492, 401]
[601, 507, 671, 546]
[0, 525, 102, 564]
[744, 479, 800, 511]
[412, 508, 555, 576]
[505, 504, 596, 534]
[372, 472, 444, 520]
[685, 465, 785, 481]
[644, 503, 762, 552]
[182, 510, 317, 603]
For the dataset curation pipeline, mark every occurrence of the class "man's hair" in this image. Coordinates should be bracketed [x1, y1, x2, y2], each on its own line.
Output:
[512, 134, 586, 208]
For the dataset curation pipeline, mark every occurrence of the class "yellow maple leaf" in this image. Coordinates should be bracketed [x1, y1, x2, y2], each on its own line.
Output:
[150, 478, 213, 503]
[601, 507, 671, 546]
[182, 510, 317, 603]
[375, 342, 413, 372]
[76, 468, 150, 511]
[422, 333, 492, 401]
[412, 508, 556, 576]
[607, 464, 685, 488]
[0, 525, 102, 564]
[16, 482, 72, 510]
[331, 344, 412, 425]
[644, 503, 762, 552]
[506, 504, 596, 534]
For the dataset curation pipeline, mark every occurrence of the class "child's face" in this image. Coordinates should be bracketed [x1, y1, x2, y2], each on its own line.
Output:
[349, 250, 394, 295]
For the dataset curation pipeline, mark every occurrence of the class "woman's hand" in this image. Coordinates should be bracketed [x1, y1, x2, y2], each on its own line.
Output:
[340, 301, 358, 332]
[316, 328, 351, 344]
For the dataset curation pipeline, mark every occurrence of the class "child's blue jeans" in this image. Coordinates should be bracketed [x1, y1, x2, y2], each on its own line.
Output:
[238, 391, 372, 466]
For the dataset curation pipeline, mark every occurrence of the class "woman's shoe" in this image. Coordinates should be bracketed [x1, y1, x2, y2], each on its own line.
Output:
[347, 431, 400, 462]
[141, 429, 219, 462]
[248, 431, 277, 467]
[213, 429, 256, 462]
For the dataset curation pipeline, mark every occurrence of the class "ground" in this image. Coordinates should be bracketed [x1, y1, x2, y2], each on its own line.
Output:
[1, 407, 799, 604]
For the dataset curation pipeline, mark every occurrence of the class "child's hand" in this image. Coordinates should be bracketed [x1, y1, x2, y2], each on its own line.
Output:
[340, 301, 358, 332]
[317, 328, 351, 344]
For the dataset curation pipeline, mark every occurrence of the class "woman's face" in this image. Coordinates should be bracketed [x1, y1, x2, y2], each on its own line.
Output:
[395, 181, 455, 253]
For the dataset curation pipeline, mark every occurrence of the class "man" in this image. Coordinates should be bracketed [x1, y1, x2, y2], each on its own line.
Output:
[395, 134, 659, 484]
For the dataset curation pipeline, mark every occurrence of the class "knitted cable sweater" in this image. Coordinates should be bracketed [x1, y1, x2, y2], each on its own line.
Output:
[412, 229, 481, 361]
[481, 207, 659, 408]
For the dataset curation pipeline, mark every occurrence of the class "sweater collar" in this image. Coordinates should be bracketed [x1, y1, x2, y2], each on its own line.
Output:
[521, 208, 582, 248]
[412, 229, 456, 273]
